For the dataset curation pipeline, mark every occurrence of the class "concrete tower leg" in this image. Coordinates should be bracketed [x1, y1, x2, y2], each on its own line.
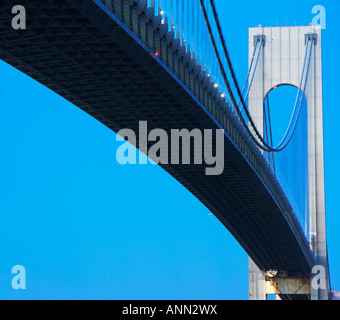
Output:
[248, 26, 329, 300]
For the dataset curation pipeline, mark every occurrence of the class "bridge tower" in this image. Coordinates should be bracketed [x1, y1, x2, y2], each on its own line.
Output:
[247, 26, 329, 300]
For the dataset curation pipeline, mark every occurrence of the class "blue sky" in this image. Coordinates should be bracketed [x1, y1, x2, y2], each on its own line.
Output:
[0, 0, 339, 300]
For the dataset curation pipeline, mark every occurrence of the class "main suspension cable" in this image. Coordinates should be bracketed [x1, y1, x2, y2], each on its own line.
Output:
[273, 37, 314, 150]
[199, 0, 274, 152]
[240, 37, 263, 113]
[207, 0, 275, 151]
[239, 38, 259, 105]
[203, 0, 314, 152]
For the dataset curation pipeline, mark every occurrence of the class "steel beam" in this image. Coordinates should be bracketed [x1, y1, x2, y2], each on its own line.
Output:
[265, 277, 311, 296]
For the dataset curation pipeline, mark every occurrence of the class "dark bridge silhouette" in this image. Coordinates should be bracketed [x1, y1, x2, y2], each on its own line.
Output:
[0, 0, 318, 299]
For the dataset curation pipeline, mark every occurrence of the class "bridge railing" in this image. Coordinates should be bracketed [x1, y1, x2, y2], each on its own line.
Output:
[97, 0, 311, 257]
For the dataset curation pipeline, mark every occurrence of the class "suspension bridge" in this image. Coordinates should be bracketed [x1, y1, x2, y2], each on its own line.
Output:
[0, 0, 332, 300]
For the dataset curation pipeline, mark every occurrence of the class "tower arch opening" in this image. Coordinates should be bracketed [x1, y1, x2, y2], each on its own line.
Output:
[263, 83, 309, 236]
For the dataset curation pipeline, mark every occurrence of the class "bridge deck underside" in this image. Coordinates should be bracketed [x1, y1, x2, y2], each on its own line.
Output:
[0, 0, 314, 274]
